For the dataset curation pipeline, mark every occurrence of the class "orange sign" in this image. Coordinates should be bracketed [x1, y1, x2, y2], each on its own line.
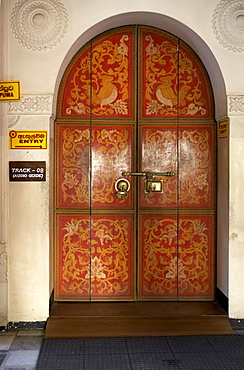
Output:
[0, 81, 20, 101]
[9, 130, 47, 149]
[219, 119, 228, 139]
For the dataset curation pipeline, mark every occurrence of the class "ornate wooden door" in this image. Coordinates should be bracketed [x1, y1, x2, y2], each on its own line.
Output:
[54, 26, 216, 301]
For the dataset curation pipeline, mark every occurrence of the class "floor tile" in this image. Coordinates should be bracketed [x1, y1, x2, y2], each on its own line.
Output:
[0, 336, 16, 351]
[17, 330, 44, 337]
[1, 350, 39, 369]
[10, 336, 42, 351]
[0, 352, 7, 366]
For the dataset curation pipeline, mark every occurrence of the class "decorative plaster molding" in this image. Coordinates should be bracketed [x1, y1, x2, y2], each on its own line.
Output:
[10, 0, 68, 51]
[228, 95, 244, 115]
[0, 243, 7, 282]
[8, 95, 53, 115]
[7, 115, 20, 129]
[212, 0, 244, 52]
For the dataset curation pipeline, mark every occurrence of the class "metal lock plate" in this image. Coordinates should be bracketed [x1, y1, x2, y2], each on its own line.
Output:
[145, 179, 163, 193]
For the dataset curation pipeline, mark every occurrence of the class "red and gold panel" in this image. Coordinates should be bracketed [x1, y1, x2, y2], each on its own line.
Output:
[178, 126, 215, 208]
[139, 27, 213, 120]
[91, 125, 133, 208]
[56, 125, 90, 207]
[58, 27, 135, 119]
[138, 214, 214, 300]
[177, 215, 215, 299]
[56, 214, 135, 300]
[57, 124, 133, 208]
[139, 125, 215, 209]
[138, 215, 178, 299]
[139, 126, 177, 207]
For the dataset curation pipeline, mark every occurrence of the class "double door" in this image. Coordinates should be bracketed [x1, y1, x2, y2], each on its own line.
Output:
[55, 26, 216, 301]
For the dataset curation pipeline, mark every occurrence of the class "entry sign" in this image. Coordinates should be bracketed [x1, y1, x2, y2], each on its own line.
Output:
[9, 130, 47, 149]
[9, 161, 46, 182]
[0, 81, 20, 101]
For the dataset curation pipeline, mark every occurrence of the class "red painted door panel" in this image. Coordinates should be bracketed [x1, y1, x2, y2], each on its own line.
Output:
[139, 214, 215, 300]
[57, 214, 134, 299]
[57, 124, 134, 208]
[55, 26, 215, 301]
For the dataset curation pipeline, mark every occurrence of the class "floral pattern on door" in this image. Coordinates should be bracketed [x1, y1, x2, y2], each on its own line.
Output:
[140, 28, 213, 119]
[57, 124, 133, 208]
[59, 28, 135, 119]
[56, 214, 134, 300]
[140, 125, 215, 208]
[139, 215, 214, 299]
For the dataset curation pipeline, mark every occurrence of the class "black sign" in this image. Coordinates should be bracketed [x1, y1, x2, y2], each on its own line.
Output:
[9, 161, 46, 182]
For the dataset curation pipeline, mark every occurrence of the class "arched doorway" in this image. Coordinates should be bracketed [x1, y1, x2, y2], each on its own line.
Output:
[54, 26, 216, 302]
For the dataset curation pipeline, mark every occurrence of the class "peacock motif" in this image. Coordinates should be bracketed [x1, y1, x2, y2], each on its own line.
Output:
[82, 75, 118, 108]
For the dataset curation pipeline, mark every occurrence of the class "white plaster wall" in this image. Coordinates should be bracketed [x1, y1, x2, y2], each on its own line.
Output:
[1, 0, 244, 322]
[229, 116, 244, 318]
[0, 113, 8, 325]
[0, 0, 10, 326]
[8, 115, 50, 322]
[217, 125, 229, 297]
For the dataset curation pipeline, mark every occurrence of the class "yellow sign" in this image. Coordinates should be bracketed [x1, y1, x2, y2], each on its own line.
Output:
[0, 81, 20, 101]
[218, 119, 228, 139]
[9, 130, 47, 150]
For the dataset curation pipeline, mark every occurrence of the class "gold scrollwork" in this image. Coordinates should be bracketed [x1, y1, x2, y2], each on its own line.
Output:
[61, 127, 131, 205]
[142, 218, 178, 295]
[60, 217, 132, 297]
[141, 217, 211, 296]
[61, 128, 90, 205]
[178, 219, 210, 294]
[142, 128, 211, 206]
[144, 35, 207, 116]
[179, 130, 210, 205]
[66, 34, 130, 116]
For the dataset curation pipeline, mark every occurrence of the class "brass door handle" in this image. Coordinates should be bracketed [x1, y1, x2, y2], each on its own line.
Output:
[122, 171, 175, 179]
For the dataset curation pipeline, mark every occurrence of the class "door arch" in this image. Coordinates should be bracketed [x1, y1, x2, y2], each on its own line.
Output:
[54, 26, 216, 301]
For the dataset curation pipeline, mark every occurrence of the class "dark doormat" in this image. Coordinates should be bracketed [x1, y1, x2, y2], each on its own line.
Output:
[36, 335, 244, 370]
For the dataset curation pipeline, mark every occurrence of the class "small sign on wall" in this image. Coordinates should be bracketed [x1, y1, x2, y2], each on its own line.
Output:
[0, 81, 20, 101]
[218, 119, 229, 139]
[9, 130, 47, 149]
[9, 161, 46, 182]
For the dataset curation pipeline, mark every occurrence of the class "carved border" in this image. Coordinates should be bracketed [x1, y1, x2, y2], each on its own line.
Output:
[228, 95, 244, 115]
[8, 95, 53, 115]
[212, 0, 244, 52]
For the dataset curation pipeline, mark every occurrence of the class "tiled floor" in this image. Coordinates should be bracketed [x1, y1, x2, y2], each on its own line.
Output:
[0, 327, 244, 370]
[0, 329, 44, 370]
